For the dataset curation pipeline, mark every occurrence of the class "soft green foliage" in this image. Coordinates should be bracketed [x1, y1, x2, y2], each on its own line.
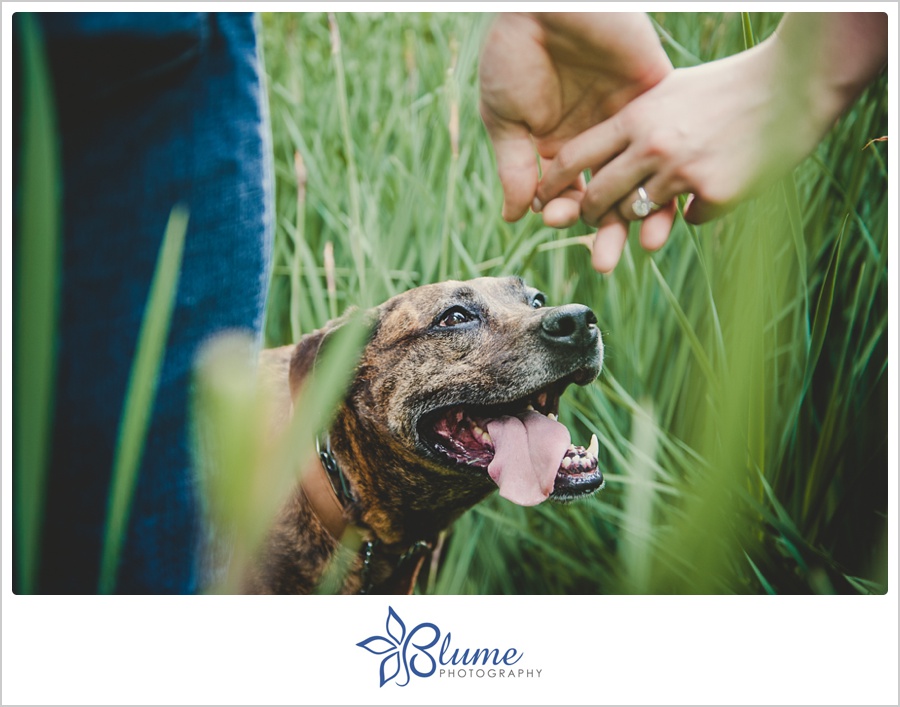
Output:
[193, 314, 370, 594]
[260, 11, 888, 595]
[13, 13, 61, 595]
[99, 207, 189, 593]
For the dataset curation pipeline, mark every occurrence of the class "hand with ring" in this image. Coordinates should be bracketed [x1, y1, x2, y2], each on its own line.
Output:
[531, 13, 888, 273]
[478, 12, 672, 224]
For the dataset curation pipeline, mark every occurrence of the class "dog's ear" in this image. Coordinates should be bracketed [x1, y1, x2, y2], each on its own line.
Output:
[288, 307, 377, 398]
[288, 322, 336, 396]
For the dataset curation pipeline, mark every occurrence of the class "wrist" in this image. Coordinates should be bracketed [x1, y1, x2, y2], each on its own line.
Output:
[756, 29, 838, 151]
[770, 13, 887, 134]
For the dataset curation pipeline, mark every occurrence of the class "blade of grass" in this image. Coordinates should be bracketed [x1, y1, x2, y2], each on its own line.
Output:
[802, 218, 844, 395]
[648, 15, 702, 66]
[13, 13, 61, 594]
[648, 258, 718, 391]
[328, 13, 367, 297]
[619, 399, 660, 593]
[98, 206, 188, 594]
[741, 12, 756, 48]
[290, 150, 308, 340]
[743, 551, 776, 595]
[780, 175, 809, 335]
[195, 310, 371, 593]
[439, 38, 460, 280]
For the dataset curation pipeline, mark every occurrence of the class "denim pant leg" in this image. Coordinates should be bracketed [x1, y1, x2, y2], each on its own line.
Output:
[34, 12, 273, 593]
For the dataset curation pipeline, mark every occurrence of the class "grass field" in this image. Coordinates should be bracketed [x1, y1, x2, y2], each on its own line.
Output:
[259, 11, 889, 595]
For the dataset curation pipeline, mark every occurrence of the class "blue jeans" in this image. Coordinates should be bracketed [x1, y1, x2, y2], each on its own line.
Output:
[30, 13, 273, 593]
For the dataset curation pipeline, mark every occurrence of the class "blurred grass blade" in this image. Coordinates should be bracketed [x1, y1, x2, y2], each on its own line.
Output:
[290, 150, 307, 340]
[648, 15, 701, 66]
[13, 13, 61, 594]
[195, 311, 370, 593]
[439, 37, 460, 280]
[780, 175, 809, 327]
[744, 552, 776, 595]
[648, 258, 717, 389]
[98, 206, 188, 593]
[328, 13, 367, 296]
[802, 219, 844, 395]
[741, 12, 756, 48]
[620, 400, 659, 593]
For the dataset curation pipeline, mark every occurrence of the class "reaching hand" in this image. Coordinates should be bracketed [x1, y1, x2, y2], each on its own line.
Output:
[533, 13, 888, 273]
[478, 12, 672, 223]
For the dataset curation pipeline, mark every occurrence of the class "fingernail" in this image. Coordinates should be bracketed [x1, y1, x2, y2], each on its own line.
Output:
[532, 197, 543, 213]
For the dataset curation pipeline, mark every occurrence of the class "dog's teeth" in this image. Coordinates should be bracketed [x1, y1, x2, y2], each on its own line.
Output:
[525, 404, 535, 412]
[586, 434, 599, 458]
[547, 412, 558, 421]
[561, 456, 572, 470]
[537, 392, 548, 408]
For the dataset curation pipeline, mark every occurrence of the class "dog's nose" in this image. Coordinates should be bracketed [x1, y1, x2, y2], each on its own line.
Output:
[540, 304, 598, 349]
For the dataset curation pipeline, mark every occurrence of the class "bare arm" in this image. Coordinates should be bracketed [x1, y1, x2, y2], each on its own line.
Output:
[535, 12, 888, 272]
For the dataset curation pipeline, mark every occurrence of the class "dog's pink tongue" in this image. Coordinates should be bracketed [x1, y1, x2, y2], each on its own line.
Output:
[486, 411, 571, 506]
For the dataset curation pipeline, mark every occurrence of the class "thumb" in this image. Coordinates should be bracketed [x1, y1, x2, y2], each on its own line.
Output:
[484, 118, 539, 222]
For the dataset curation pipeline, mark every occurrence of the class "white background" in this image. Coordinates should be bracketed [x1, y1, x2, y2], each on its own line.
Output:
[2, 595, 899, 704]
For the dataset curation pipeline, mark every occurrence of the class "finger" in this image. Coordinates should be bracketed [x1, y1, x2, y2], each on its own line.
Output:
[579, 148, 654, 226]
[614, 166, 693, 223]
[541, 194, 583, 228]
[539, 180, 585, 228]
[617, 185, 663, 223]
[682, 194, 733, 225]
[482, 116, 540, 222]
[589, 214, 630, 274]
[637, 200, 678, 251]
[535, 117, 629, 209]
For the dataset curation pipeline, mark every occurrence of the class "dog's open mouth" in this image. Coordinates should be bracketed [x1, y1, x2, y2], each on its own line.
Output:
[421, 382, 604, 506]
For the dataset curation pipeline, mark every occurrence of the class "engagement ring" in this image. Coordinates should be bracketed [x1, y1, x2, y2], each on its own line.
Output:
[631, 186, 660, 219]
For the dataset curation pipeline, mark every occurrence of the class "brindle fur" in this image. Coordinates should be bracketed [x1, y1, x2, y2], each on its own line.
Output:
[244, 276, 601, 594]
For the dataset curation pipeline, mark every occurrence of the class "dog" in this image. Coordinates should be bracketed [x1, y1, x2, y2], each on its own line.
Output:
[245, 276, 604, 594]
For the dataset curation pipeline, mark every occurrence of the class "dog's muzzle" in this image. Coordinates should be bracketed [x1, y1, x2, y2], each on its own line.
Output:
[540, 304, 598, 349]
[420, 302, 605, 507]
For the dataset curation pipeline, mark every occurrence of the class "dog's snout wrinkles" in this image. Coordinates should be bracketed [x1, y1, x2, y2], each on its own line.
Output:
[540, 304, 598, 349]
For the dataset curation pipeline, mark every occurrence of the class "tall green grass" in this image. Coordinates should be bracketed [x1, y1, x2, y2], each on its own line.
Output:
[260, 11, 888, 594]
[98, 208, 189, 593]
[193, 314, 370, 594]
[13, 13, 61, 595]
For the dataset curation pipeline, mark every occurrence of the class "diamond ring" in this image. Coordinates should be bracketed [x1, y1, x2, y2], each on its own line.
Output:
[631, 186, 660, 219]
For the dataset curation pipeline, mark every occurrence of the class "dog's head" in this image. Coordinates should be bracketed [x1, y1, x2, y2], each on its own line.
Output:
[289, 277, 604, 540]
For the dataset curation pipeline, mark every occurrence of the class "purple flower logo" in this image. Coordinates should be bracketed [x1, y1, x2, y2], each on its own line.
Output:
[356, 607, 440, 687]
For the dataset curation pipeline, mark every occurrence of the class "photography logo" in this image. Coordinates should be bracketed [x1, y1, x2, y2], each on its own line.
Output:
[356, 606, 542, 687]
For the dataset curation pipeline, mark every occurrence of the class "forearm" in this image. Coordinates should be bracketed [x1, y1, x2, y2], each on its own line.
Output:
[771, 13, 887, 134]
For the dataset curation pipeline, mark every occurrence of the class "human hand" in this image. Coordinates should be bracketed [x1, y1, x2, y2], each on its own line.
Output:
[478, 12, 671, 223]
[535, 44, 789, 271]
[535, 13, 889, 273]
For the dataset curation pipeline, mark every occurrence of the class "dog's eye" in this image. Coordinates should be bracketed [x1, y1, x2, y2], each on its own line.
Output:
[531, 293, 546, 309]
[437, 306, 476, 328]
